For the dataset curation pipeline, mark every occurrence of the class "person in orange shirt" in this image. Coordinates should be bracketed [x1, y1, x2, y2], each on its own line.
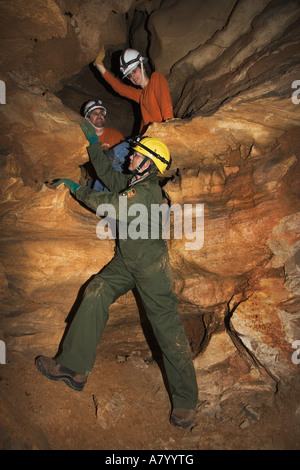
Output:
[94, 48, 174, 134]
[81, 100, 130, 191]
[83, 100, 124, 149]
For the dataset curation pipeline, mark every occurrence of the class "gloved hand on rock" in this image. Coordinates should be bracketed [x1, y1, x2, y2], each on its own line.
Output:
[165, 118, 181, 123]
[93, 45, 105, 66]
[80, 119, 99, 145]
[51, 178, 80, 193]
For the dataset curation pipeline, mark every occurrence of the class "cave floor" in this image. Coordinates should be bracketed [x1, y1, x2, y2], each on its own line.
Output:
[1, 351, 300, 451]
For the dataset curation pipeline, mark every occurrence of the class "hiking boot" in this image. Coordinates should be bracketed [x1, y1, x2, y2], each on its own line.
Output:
[170, 408, 195, 429]
[35, 355, 87, 392]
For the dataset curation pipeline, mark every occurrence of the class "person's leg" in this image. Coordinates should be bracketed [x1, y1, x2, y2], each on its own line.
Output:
[55, 255, 135, 376]
[111, 141, 131, 163]
[91, 142, 130, 191]
[92, 179, 107, 191]
[134, 256, 198, 412]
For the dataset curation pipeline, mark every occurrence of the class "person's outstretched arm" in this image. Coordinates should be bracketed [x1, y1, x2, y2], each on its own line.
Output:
[94, 47, 141, 103]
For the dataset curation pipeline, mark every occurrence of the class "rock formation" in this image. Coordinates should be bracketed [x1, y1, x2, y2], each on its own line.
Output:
[0, 0, 300, 449]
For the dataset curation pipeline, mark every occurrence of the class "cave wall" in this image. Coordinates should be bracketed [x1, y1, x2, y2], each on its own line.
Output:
[1, 0, 300, 407]
[0, 0, 133, 92]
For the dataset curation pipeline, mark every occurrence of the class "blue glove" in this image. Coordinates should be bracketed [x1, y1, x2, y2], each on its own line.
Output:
[52, 179, 80, 193]
[80, 119, 99, 145]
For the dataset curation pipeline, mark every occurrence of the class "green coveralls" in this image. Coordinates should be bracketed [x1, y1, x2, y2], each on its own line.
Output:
[56, 142, 198, 410]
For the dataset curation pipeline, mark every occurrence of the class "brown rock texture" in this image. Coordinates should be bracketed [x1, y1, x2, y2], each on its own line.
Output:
[0, 0, 300, 450]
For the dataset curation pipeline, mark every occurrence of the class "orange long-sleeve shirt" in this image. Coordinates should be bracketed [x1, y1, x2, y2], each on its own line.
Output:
[103, 70, 174, 132]
[99, 127, 124, 149]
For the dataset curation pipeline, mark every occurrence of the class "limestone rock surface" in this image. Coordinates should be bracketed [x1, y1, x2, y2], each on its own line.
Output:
[0, 0, 300, 448]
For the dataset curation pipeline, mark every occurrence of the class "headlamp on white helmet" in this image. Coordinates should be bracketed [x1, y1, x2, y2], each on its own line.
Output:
[120, 48, 148, 78]
[84, 100, 107, 118]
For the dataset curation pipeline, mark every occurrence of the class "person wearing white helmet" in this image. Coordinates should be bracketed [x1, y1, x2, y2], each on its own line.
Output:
[94, 46, 174, 134]
[81, 99, 130, 191]
[83, 99, 124, 150]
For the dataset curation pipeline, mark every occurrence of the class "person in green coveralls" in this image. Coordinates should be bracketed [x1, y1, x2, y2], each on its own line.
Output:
[35, 122, 198, 429]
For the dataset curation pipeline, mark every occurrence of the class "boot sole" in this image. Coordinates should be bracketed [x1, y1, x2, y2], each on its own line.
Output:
[170, 416, 193, 429]
[35, 357, 86, 392]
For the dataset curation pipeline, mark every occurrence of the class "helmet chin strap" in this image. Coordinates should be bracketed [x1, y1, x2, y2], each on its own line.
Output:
[141, 61, 145, 86]
[130, 156, 155, 176]
[90, 121, 104, 130]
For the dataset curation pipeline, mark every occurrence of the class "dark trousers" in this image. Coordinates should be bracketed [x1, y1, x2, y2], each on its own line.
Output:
[57, 254, 198, 409]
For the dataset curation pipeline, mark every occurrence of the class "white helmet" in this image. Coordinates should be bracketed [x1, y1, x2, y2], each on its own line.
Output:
[84, 100, 107, 118]
[120, 48, 148, 78]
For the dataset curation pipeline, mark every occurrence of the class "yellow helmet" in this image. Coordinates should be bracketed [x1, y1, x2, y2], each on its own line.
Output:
[132, 137, 171, 174]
